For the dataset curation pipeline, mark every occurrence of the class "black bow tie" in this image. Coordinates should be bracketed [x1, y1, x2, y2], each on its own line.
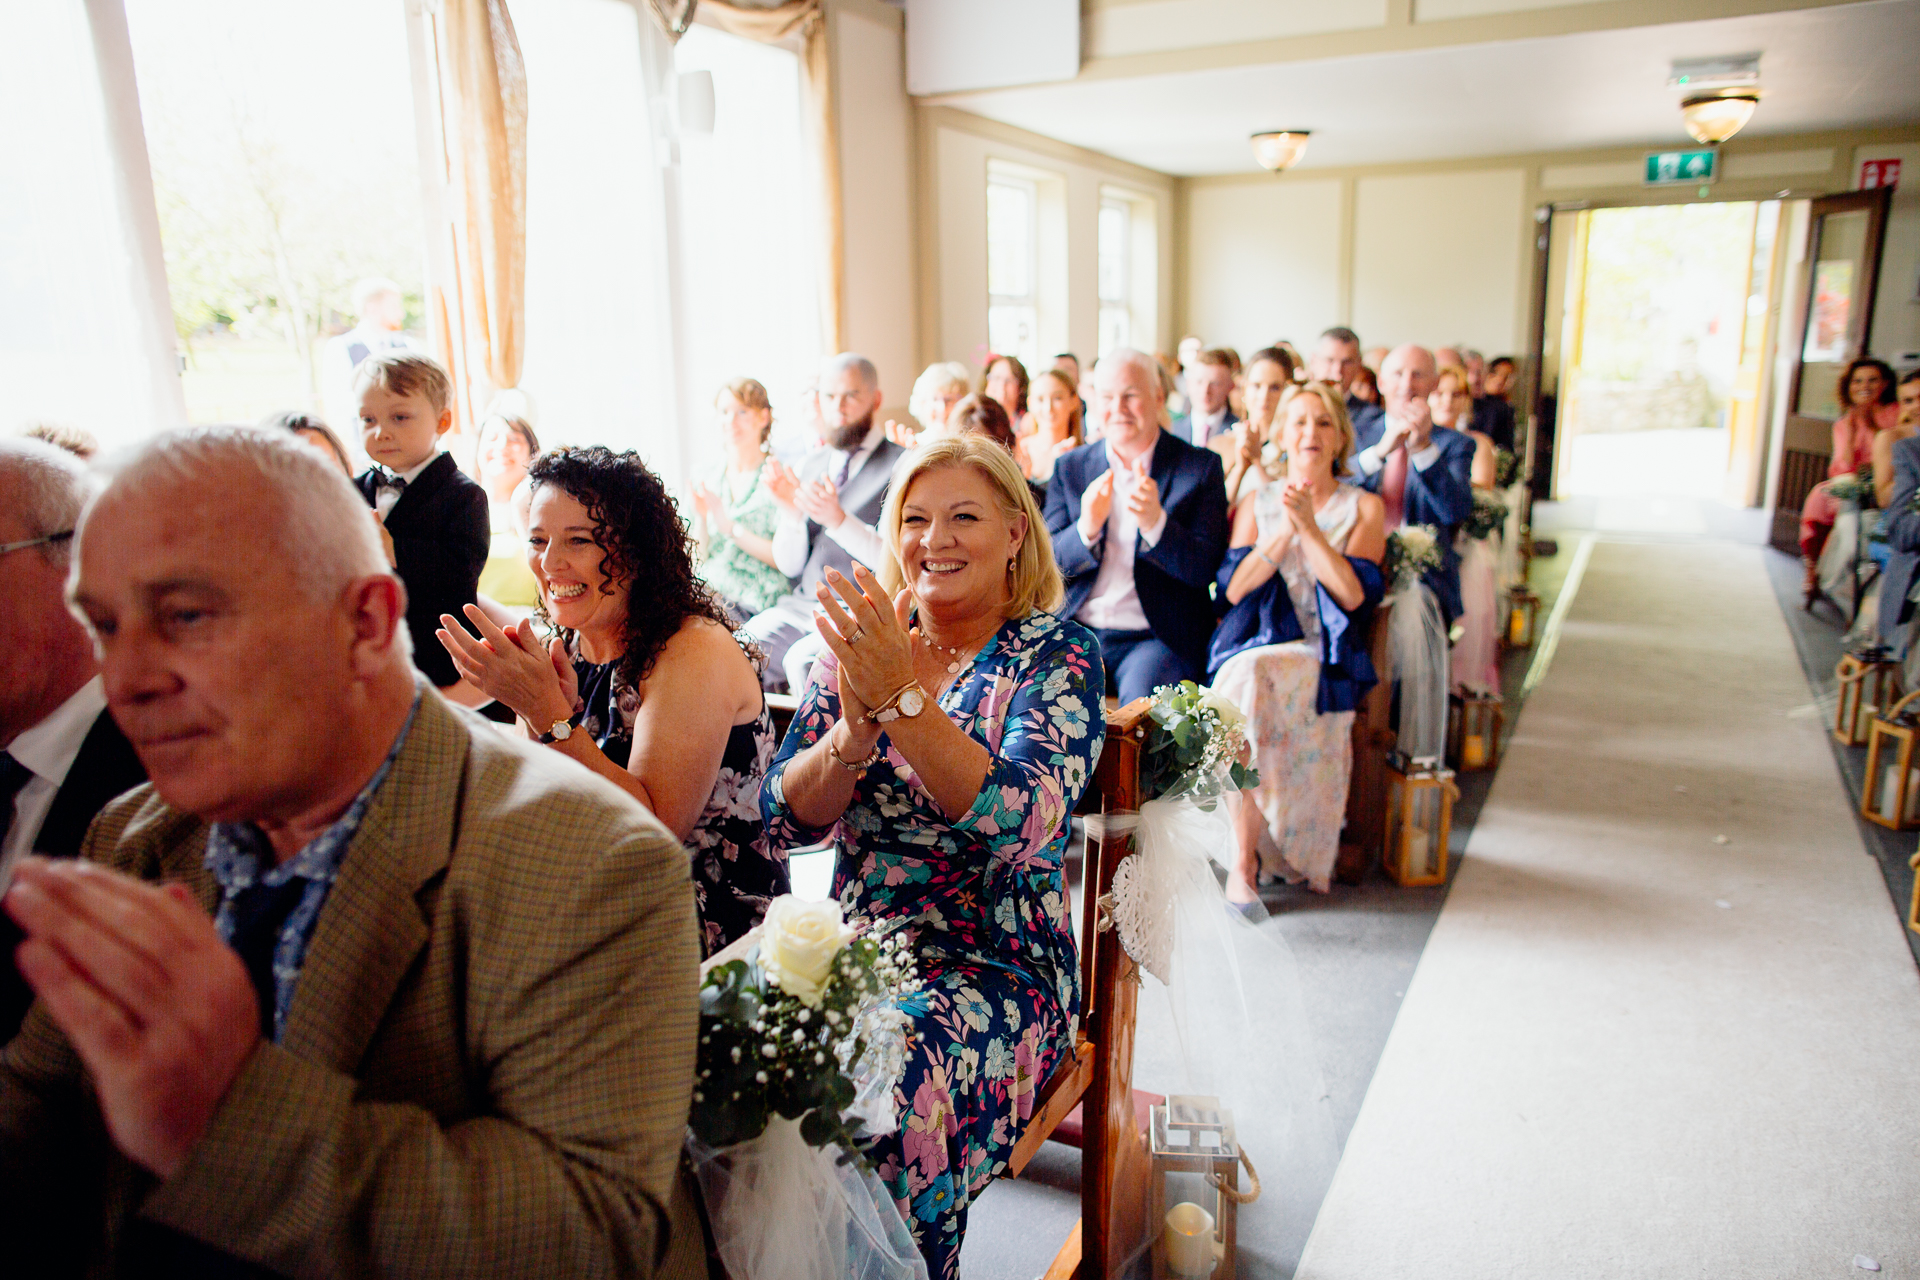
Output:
[379, 471, 408, 492]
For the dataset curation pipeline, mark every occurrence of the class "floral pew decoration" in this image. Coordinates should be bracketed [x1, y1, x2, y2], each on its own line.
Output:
[1382, 524, 1450, 763]
[687, 898, 929, 1280]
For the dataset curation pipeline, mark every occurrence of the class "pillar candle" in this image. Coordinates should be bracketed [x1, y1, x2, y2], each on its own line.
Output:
[1164, 1202, 1216, 1278]
[1508, 608, 1527, 646]
[1404, 829, 1430, 878]
[1463, 734, 1488, 768]
[1881, 765, 1904, 824]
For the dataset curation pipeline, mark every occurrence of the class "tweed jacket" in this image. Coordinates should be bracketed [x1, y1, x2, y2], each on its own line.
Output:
[0, 689, 701, 1279]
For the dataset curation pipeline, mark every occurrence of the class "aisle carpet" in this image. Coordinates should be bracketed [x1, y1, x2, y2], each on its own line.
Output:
[1296, 540, 1920, 1278]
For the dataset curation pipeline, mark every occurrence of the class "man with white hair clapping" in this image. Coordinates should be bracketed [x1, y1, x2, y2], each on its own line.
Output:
[0, 428, 697, 1276]
[1045, 347, 1230, 705]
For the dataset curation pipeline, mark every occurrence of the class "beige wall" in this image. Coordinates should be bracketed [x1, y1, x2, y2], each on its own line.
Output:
[1182, 177, 1345, 356]
[1183, 126, 1920, 368]
[831, 0, 918, 406]
[916, 107, 1177, 375]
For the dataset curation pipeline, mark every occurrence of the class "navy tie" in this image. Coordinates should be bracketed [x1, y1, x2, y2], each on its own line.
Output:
[225, 876, 310, 1038]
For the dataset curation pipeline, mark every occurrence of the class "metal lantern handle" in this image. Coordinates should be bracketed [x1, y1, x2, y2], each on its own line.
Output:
[1206, 1147, 1262, 1205]
[1887, 688, 1920, 722]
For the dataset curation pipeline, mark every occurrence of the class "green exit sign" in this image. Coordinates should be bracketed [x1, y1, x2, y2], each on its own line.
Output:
[1645, 148, 1718, 185]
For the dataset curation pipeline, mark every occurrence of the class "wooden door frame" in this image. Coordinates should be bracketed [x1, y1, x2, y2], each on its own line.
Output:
[1781, 185, 1895, 418]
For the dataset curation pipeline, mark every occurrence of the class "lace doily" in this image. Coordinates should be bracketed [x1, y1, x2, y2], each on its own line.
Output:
[1105, 856, 1173, 984]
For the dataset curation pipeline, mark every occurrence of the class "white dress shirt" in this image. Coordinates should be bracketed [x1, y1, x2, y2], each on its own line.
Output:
[772, 422, 888, 577]
[1073, 443, 1169, 633]
[1, 676, 107, 885]
[373, 450, 441, 520]
[1352, 419, 1441, 477]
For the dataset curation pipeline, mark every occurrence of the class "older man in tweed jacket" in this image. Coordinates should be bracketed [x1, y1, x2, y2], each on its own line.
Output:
[0, 429, 699, 1278]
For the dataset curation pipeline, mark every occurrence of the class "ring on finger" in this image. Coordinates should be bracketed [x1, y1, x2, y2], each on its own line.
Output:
[849, 626, 866, 645]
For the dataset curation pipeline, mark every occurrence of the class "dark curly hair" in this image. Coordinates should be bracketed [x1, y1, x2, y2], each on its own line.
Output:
[1838, 357, 1896, 409]
[526, 445, 735, 689]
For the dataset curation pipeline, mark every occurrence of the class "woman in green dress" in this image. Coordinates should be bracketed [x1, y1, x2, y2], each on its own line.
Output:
[690, 377, 792, 622]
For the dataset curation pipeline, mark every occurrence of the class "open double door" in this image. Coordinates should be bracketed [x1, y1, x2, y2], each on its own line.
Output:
[1520, 185, 1893, 542]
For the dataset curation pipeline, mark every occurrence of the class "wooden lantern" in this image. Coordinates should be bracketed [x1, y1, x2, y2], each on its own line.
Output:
[1862, 689, 1920, 830]
[1834, 647, 1901, 747]
[1908, 851, 1920, 937]
[1384, 754, 1458, 886]
[1148, 1096, 1256, 1280]
[1505, 588, 1540, 649]
[1447, 690, 1505, 772]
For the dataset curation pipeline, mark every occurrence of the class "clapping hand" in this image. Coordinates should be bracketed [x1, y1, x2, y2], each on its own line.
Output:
[1078, 470, 1116, 542]
[689, 481, 731, 539]
[884, 418, 918, 449]
[795, 478, 847, 529]
[813, 565, 915, 720]
[1281, 481, 1317, 532]
[765, 460, 802, 515]
[438, 604, 577, 729]
[6, 857, 259, 1178]
[1121, 454, 1163, 530]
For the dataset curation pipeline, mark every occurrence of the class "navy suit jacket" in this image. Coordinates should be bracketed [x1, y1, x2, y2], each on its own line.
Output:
[1351, 419, 1475, 622]
[0, 707, 146, 1040]
[1346, 393, 1385, 442]
[1879, 435, 1920, 647]
[1045, 430, 1230, 679]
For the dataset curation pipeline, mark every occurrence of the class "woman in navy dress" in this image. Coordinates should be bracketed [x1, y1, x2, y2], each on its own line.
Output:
[438, 445, 788, 956]
[763, 434, 1100, 1279]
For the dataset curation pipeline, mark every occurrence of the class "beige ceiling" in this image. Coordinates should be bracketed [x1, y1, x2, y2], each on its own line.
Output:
[931, 0, 1920, 175]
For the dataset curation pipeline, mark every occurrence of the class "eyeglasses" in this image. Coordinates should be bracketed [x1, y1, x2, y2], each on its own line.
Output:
[0, 530, 73, 556]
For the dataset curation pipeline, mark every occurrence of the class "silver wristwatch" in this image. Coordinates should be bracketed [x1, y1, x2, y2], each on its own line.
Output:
[872, 687, 926, 724]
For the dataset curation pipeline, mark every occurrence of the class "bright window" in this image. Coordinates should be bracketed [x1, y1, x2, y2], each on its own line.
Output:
[987, 174, 1039, 369]
[1097, 196, 1131, 357]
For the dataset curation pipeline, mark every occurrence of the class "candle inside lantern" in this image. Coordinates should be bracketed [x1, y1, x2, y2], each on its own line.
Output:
[1462, 733, 1488, 768]
[1859, 704, 1878, 742]
[1404, 829, 1430, 878]
[1508, 607, 1527, 645]
[1882, 765, 1905, 824]
[1164, 1201, 1217, 1278]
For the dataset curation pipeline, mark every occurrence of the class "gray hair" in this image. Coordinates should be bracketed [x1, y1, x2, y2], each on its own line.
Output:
[88, 427, 390, 607]
[909, 361, 971, 427]
[822, 352, 879, 389]
[0, 437, 93, 567]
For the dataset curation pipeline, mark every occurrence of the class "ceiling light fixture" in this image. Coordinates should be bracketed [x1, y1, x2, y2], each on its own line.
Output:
[1681, 89, 1760, 144]
[1250, 130, 1311, 173]
[1668, 53, 1761, 90]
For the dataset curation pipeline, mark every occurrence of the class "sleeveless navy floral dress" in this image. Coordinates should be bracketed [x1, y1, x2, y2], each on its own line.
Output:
[575, 642, 789, 957]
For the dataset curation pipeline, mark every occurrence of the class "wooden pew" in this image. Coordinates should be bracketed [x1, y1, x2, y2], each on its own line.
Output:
[1006, 698, 1157, 1280]
[1338, 598, 1397, 884]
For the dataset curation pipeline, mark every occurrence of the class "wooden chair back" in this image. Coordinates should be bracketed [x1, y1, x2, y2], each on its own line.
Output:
[1006, 697, 1156, 1280]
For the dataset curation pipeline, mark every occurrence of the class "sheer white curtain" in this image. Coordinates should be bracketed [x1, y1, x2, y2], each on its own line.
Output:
[0, 0, 185, 448]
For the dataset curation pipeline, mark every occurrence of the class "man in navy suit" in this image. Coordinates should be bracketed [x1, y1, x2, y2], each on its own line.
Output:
[1349, 344, 1475, 622]
[0, 440, 147, 1040]
[1046, 348, 1230, 704]
[1170, 348, 1239, 448]
[1312, 327, 1384, 441]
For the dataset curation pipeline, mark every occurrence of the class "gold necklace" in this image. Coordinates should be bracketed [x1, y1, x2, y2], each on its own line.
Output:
[913, 624, 994, 675]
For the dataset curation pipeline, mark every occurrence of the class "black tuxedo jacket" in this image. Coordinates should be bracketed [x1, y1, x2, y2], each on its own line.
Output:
[355, 453, 490, 689]
[0, 708, 147, 1040]
[1045, 430, 1229, 678]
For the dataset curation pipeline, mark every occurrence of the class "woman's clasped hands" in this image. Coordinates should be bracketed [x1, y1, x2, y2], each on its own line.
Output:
[438, 604, 578, 729]
[813, 565, 916, 726]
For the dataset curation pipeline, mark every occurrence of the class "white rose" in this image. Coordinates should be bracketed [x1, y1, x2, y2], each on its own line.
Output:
[1199, 688, 1247, 731]
[760, 896, 858, 1008]
[1398, 527, 1436, 559]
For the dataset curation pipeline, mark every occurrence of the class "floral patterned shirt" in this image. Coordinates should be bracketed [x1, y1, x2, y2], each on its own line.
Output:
[762, 611, 1103, 1028]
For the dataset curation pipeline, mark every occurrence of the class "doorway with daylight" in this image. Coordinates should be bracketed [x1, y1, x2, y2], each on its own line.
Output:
[1545, 199, 1784, 535]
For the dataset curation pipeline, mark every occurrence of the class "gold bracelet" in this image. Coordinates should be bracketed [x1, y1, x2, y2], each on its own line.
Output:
[827, 735, 883, 774]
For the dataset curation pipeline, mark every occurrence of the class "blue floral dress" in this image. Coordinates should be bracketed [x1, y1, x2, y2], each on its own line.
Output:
[762, 611, 1102, 1280]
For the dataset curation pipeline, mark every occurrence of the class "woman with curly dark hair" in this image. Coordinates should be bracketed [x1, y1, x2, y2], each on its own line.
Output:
[436, 445, 789, 955]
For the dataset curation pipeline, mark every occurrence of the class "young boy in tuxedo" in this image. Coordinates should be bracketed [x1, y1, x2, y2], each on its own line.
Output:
[351, 352, 489, 694]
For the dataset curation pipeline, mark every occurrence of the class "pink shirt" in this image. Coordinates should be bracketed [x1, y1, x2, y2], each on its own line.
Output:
[1829, 402, 1901, 478]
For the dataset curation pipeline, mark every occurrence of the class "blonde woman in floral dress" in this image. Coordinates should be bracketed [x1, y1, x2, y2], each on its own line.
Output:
[763, 436, 1099, 1279]
[1209, 383, 1386, 899]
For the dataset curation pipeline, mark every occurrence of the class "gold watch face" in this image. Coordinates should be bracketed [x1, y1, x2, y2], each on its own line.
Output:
[550, 720, 573, 741]
[898, 688, 925, 718]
